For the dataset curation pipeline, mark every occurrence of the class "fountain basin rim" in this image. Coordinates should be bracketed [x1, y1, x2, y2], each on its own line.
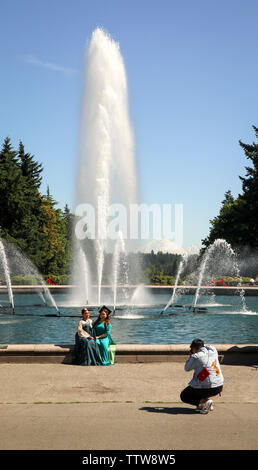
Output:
[1, 285, 257, 293]
[1, 343, 258, 355]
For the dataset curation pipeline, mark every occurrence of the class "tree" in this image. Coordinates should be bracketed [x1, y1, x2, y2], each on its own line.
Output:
[0, 137, 74, 276]
[202, 126, 258, 250]
[43, 185, 58, 207]
[18, 140, 43, 189]
[0, 137, 28, 246]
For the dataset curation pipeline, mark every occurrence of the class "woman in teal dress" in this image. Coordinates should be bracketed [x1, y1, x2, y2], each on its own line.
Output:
[93, 305, 116, 366]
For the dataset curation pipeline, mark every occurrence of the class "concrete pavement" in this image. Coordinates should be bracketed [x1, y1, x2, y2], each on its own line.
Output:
[0, 362, 257, 450]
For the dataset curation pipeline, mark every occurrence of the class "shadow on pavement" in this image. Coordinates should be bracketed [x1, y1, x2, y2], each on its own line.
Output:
[221, 346, 258, 366]
[140, 406, 197, 415]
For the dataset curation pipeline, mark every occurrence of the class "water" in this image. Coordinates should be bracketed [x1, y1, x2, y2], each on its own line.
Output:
[0, 240, 14, 312]
[193, 239, 235, 308]
[0, 293, 257, 345]
[113, 231, 126, 311]
[162, 254, 188, 313]
[80, 246, 90, 305]
[0, 240, 59, 314]
[73, 28, 139, 304]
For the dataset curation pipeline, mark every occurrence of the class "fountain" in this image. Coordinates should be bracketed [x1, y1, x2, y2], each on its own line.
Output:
[157, 238, 249, 316]
[79, 246, 90, 305]
[0, 240, 15, 313]
[160, 253, 188, 314]
[192, 238, 245, 312]
[113, 231, 125, 312]
[0, 240, 59, 315]
[37, 275, 60, 315]
[72, 27, 139, 307]
[112, 231, 131, 312]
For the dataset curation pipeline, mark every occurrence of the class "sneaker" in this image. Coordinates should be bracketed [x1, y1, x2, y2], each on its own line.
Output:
[200, 399, 213, 414]
[196, 402, 214, 410]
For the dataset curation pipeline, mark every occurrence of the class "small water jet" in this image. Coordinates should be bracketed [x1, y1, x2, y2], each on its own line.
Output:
[79, 246, 90, 305]
[191, 239, 246, 312]
[96, 239, 105, 306]
[0, 240, 59, 315]
[160, 254, 188, 314]
[112, 231, 131, 313]
[0, 240, 15, 313]
[112, 232, 124, 312]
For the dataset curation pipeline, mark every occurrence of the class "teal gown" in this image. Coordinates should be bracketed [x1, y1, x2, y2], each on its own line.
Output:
[94, 322, 116, 366]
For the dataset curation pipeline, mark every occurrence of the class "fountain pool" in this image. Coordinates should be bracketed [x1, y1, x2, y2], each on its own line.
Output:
[0, 292, 257, 345]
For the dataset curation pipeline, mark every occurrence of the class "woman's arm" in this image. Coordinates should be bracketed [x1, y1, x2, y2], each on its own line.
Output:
[96, 333, 107, 339]
[96, 323, 111, 339]
[78, 320, 91, 338]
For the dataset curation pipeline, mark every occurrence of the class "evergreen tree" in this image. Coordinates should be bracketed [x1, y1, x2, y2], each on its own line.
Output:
[202, 126, 258, 250]
[63, 204, 74, 241]
[43, 185, 58, 207]
[0, 137, 27, 246]
[18, 141, 43, 189]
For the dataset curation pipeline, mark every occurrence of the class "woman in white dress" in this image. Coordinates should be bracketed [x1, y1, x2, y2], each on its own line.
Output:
[73, 308, 102, 365]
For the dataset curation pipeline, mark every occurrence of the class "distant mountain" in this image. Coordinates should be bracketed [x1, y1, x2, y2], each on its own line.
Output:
[142, 238, 199, 255]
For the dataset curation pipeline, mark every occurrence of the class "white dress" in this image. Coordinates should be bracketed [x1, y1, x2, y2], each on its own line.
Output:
[77, 319, 93, 338]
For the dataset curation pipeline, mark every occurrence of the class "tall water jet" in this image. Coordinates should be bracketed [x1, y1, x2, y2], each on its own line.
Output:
[0, 240, 14, 313]
[73, 28, 139, 304]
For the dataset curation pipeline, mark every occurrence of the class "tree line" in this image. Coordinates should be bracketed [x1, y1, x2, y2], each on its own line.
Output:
[0, 126, 257, 283]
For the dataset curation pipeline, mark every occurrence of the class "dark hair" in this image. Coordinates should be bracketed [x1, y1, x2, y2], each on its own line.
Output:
[93, 309, 110, 330]
[190, 338, 204, 351]
[81, 308, 89, 314]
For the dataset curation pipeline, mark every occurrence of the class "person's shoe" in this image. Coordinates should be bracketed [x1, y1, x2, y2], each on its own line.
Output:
[196, 403, 214, 411]
[200, 399, 213, 414]
[196, 401, 214, 411]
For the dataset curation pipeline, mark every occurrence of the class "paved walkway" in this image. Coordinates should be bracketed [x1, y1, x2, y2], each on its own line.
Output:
[0, 363, 257, 450]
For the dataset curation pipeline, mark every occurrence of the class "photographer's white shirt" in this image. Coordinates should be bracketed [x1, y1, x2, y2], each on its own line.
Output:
[184, 344, 224, 389]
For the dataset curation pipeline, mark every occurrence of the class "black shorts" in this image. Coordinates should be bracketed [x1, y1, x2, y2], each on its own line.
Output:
[180, 385, 223, 407]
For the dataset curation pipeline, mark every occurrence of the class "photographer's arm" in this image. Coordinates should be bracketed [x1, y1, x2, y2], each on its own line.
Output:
[184, 355, 196, 371]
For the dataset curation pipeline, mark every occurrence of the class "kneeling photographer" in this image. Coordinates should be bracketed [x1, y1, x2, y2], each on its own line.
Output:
[180, 338, 224, 414]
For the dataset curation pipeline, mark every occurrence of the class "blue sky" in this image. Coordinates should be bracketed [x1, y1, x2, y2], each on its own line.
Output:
[1, 0, 258, 249]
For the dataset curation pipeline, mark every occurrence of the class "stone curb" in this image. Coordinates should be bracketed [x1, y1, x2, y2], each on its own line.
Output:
[0, 344, 257, 365]
[0, 343, 258, 353]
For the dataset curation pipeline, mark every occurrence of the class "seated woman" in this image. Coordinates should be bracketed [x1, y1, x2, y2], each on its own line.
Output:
[73, 308, 102, 366]
[93, 305, 116, 366]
